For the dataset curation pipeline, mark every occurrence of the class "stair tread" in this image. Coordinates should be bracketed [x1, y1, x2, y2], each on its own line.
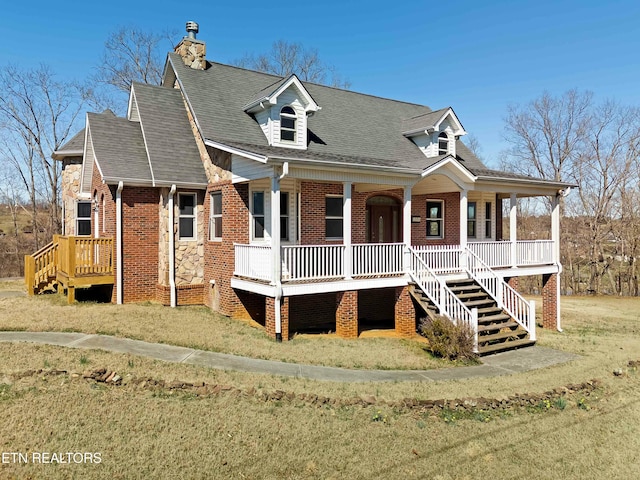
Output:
[462, 299, 496, 307]
[479, 338, 536, 355]
[478, 329, 528, 342]
[477, 320, 519, 332]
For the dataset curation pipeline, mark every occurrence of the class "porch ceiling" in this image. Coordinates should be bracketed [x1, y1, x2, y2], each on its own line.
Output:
[412, 174, 461, 195]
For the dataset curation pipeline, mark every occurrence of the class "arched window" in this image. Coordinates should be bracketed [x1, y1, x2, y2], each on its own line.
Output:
[280, 106, 296, 142]
[438, 132, 449, 155]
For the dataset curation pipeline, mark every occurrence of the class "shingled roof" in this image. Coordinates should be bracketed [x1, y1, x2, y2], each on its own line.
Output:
[167, 53, 488, 173]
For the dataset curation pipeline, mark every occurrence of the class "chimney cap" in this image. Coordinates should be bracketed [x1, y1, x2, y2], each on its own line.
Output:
[186, 21, 199, 39]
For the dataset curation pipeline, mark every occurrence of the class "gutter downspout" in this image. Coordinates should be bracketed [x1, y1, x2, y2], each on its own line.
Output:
[273, 162, 289, 342]
[116, 182, 124, 304]
[168, 185, 177, 308]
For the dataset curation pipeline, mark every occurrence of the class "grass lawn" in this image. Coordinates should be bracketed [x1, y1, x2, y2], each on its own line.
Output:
[1, 280, 640, 478]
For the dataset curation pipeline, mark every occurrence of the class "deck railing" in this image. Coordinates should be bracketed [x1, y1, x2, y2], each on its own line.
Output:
[57, 236, 114, 277]
[234, 244, 272, 282]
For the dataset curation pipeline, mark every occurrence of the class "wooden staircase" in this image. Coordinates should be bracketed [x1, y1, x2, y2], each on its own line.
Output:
[411, 278, 535, 356]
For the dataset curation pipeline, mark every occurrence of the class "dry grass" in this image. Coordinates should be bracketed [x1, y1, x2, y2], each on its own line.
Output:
[1, 289, 640, 477]
[0, 281, 455, 371]
[0, 340, 639, 479]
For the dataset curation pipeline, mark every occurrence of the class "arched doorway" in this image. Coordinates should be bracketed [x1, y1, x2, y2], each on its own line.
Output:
[365, 195, 402, 243]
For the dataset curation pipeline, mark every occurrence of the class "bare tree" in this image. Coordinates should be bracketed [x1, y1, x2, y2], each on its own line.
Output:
[502, 89, 640, 295]
[0, 65, 88, 246]
[234, 40, 351, 88]
[94, 27, 175, 93]
[463, 134, 484, 160]
[503, 89, 593, 183]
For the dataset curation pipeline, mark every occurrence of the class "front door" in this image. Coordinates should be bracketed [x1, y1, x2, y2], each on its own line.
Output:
[366, 196, 401, 243]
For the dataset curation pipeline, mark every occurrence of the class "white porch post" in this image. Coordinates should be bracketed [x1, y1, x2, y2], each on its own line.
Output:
[510, 193, 518, 268]
[460, 189, 468, 269]
[270, 173, 281, 286]
[403, 185, 412, 272]
[551, 194, 560, 265]
[343, 182, 352, 280]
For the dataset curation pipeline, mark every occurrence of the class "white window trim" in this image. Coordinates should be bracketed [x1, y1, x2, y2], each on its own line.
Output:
[76, 200, 92, 236]
[279, 106, 297, 144]
[438, 132, 449, 156]
[250, 189, 297, 243]
[426, 199, 444, 240]
[325, 194, 344, 240]
[178, 192, 197, 241]
[485, 201, 493, 240]
[250, 190, 266, 242]
[209, 191, 222, 241]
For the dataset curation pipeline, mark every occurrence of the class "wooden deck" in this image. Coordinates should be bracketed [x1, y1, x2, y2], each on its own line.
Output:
[25, 236, 114, 303]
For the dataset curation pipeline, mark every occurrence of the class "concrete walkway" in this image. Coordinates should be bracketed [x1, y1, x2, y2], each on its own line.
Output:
[0, 331, 579, 383]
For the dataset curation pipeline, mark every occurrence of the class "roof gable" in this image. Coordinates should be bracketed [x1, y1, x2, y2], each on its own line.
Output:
[243, 74, 320, 114]
[402, 107, 466, 137]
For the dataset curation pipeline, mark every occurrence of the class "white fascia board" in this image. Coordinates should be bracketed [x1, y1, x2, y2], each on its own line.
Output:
[161, 55, 177, 87]
[243, 75, 321, 113]
[153, 180, 208, 189]
[402, 128, 431, 137]
[268, 154, 420, 177]
[422, 157, 477, 183]
[134, 99, 156, 187]
[204, 139, 268, 163]
[101, 176, 155, 187]
[434, 107, 467, 136]
[476, 174, 576, 188]
[80, 118, 93, 194]
[51, 149, 83, 160]
[127, 86, 137, 122]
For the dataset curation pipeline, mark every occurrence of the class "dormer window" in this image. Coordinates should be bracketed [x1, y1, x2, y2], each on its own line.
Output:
[438, 132, 449, 155]
[280, 106, 297, 142]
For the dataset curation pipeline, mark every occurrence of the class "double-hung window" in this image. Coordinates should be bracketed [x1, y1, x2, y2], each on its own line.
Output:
[252, 192, 265, 240]
[485, 202, 492, 239]
[178, 193, 197, 240]
[426, 201, 443, 238]
[325, 196, 343, 239]
[280, 106, 296, 142]
[468, 202, 477, 238]
[209, 191, 222, 241]
[76, 201, 92, 236]
[252, 191, 291, 241]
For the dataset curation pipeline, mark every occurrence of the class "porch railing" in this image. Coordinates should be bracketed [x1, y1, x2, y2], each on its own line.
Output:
[412, 245, 462, 273]
[234, 243, 406, 283]
[408, 247, 478, 352]
[352, 243, 404, 277]
[282, 245, 345, 281]
[465, 247, 536, 340]
[469, 240, 554, 268]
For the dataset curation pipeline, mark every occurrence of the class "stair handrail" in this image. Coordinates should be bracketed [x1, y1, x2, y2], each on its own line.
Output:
[408, 247, 478, 352]
[25, 238, 59, 295]
[464, 247, 536, 341]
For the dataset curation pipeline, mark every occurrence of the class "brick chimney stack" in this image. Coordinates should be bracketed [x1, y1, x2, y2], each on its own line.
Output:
[174, 21, 206, 70]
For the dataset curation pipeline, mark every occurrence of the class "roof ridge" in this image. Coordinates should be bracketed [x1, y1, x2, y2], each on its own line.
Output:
[172, 53, 434, 110]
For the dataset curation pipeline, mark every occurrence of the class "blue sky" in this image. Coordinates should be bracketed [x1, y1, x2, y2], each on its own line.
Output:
[2, 0, 639, 166]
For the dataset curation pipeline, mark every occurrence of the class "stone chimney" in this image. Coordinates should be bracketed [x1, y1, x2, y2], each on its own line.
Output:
[174, 21, 206, 70]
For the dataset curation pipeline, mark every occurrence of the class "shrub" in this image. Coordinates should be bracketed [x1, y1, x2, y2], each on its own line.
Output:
[419, 315, 477, 361]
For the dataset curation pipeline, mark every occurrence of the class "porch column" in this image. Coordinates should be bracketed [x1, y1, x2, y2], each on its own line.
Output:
[403, 185, 412, 272]
[270, 173, 281, 285]
[343, 182, 352, 280]
[510, 193, 518, 268]
[460, 189, 468, 269]
[551, 194, 560, 265]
